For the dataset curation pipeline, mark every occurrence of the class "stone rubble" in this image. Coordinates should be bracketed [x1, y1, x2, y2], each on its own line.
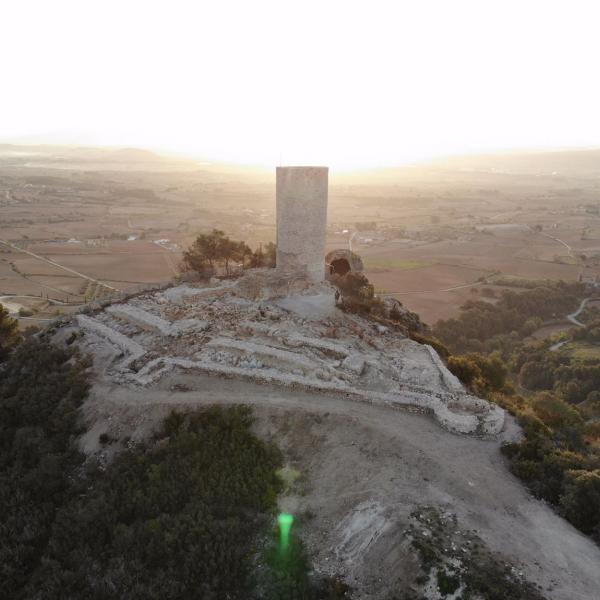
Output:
[69, 277, 505, 436]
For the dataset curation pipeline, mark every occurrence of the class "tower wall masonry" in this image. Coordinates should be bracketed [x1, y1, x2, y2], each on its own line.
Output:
[276, 166, 328, 282]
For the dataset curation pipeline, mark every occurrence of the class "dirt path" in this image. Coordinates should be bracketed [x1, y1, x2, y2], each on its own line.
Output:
[83, 375, 600, 600]
[548, 297, 592, 351]
[379, 279, 484, 296]
[549, 340, 568, 352]
[567, 297, 590, 327]
[538, 297, 595, 351]
[536, 229, 577, 261]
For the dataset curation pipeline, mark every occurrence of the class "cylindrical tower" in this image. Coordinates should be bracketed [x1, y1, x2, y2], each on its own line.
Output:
[276, 166, 329, 282]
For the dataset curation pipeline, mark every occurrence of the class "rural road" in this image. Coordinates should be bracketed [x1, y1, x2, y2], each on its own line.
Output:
[567, 297, 591, 327]
[537, 230, 574, 258]
[548, 297, 592, 351]
[348, 231, 357, 252]
[379, 279, 483, 297]
[0, 238, 119, 292]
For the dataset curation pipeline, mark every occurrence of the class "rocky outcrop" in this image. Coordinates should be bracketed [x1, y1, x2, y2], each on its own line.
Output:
[64, 277, 504, 436]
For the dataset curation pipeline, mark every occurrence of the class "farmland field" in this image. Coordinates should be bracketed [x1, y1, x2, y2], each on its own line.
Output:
[2, 145, 600, 327]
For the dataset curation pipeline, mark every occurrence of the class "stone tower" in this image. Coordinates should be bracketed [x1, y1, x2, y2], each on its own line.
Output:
[276, 166, 329, 282]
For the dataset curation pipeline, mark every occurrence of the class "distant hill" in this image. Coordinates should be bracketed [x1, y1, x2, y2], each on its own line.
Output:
[427, 148, 600, 177]
[0, 143, 273, 179]
[0, 143, 164, 163]
[2, 142, 599, 178]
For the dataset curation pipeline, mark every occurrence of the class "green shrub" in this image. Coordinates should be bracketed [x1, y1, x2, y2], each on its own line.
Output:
[0, 303, 20, 361]
[447, 352, 506, 395]
[531, 392, 583, 430]
[409, 332, 450, 359]
[560, 469, 600, 537]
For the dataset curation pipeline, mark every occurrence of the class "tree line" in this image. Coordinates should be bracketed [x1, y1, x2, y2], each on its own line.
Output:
[433, 282, 585, 354]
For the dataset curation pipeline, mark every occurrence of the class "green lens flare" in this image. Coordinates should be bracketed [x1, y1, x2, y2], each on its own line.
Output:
[278, 513, 294, 551]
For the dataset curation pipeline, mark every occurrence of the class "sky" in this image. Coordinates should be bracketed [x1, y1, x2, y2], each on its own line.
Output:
[1, 0, 600, 169]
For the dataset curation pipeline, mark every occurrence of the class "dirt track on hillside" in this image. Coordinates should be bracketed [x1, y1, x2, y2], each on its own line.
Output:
[81, 374, 600, 600]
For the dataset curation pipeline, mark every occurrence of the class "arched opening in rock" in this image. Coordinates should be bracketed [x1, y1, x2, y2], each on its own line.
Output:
[330, 258, 351, 276]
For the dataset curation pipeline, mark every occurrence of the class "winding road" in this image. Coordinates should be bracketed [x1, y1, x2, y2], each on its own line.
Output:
[549, 297, 594, 351]
[539, 231, 574, 258]
[567, 297, 591, 327]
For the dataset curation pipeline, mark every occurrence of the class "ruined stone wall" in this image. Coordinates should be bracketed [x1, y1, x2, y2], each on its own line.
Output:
[276, 166, 328, 282]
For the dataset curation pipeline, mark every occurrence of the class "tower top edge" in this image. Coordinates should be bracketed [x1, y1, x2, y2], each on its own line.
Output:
[276, 166, 329, 170]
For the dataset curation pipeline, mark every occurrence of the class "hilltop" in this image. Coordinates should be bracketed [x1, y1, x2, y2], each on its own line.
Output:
[44, 274, 600, 600]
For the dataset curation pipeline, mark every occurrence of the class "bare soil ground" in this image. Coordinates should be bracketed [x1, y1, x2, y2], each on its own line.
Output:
[81, 374, 600, 600]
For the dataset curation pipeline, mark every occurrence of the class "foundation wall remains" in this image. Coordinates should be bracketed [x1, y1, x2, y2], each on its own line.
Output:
[276, 166, 329, 282]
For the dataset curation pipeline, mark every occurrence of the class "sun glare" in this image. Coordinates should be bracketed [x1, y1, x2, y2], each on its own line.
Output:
[2, 0, 600, 168]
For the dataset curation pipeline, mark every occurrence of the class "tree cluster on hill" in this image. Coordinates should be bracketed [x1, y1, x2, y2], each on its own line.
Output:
[514, 321, 600, 404]
[0, 328, 348, 599]
[182, 229, 275, 278]
[572, 316, 600, 341]
[422, 281, 600, 542]
[446, 352, 508, 397]
[28, 406, 287, 599]
[0, 336, 90, 595]
[501, 391, 600, 540]
[490, 276, 558, 289]
[576, 303, 600, 325]
[434, 282, 584, 354]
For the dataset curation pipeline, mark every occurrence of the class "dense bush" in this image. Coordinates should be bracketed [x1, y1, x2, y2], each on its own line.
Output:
[434, 282, 584, 353]
[1, 333, 345, 598]
[0, 303, 20, 361]
[447, 352, 507, 396]
[333, 272, 380, 314]
[501, 390, 600, 538]
[408, 332, 450, 359]
[29, 406, 285, 599]
[430, 281, 600, 542]
[513, 327, 600, 404]
[0, 338, 90, 595]
[531, 392, 583, 430]
[560, 470, 600, 537]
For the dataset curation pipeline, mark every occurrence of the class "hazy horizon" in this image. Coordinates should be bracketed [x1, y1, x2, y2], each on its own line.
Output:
[3, 138, 600, 175]
[3, 0, 600, 169]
